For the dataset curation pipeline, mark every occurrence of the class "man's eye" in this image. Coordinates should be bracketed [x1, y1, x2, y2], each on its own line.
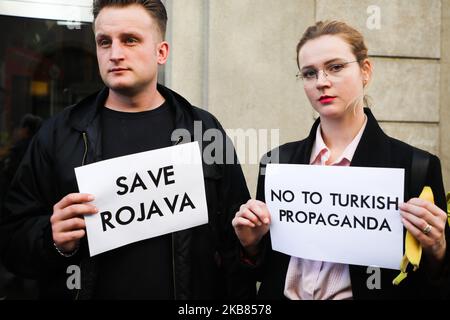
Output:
[328, 64, 345, 73]
[125, 38, 138, 44]
[98, 39, 111, 47]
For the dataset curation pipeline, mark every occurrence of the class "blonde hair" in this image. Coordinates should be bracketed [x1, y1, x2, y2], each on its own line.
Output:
[93, 0, 168, 39]
[296, 20, 368, 69]
[296, 20, 372, 108]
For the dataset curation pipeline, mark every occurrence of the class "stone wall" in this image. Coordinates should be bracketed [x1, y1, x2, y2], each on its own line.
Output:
[166, 0, 449, 195]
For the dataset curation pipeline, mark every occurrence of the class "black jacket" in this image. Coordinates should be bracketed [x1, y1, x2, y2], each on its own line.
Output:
[255, 108, 450, 299]
[0, 85, 253, 300]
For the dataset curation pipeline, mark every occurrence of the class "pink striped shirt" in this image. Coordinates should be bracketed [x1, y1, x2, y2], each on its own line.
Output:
[284, 116, 367, 300]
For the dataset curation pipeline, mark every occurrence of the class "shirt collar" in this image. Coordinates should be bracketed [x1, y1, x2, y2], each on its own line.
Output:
[310, 115, 368, 165]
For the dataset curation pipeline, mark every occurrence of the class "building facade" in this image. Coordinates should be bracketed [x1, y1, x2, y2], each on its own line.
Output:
[1, 0, 449, 195]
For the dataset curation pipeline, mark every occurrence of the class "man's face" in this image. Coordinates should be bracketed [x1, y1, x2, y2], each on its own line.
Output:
[94, 4, 167, 96]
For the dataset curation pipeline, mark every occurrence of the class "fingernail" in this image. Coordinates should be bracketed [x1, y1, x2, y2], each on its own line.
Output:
[88, 195, 95, 201]
[264, 218, 269, 224]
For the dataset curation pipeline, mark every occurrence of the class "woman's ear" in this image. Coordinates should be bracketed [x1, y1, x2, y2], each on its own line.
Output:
[361, 59, 373, 87]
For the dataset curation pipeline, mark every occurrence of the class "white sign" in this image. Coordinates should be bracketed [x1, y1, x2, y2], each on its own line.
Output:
[75, 142, 208, 256]
[265, 164, 404, 270]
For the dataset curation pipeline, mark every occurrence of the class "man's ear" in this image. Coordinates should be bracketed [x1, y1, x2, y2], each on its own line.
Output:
[157, 41, 169, 65]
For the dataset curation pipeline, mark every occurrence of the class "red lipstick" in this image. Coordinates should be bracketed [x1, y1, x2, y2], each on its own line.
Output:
[318, 95, 336, 104]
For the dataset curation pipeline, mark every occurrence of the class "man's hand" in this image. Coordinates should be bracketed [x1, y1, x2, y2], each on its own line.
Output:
[51, 193, 98, 254]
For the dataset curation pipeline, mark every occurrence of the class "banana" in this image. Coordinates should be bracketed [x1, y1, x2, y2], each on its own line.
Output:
[405, 230, 421, 271]
[393, 186, 434, 285]
[420, 186, 434, 203]
[446, 193, 450, 226]
[392, 255, 408, 286]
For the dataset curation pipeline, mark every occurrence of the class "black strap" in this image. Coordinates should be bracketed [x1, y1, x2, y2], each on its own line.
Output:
[410, 148, 430, 198]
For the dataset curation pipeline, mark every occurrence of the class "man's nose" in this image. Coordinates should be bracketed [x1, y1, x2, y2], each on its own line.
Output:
[110, 42, 125, 61]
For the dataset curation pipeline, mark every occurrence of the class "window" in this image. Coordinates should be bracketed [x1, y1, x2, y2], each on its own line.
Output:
[0, 1, 102, 162]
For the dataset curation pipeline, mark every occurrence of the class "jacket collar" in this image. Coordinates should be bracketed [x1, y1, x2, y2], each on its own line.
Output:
[351, 108, 391, 168]
[68, 84, 195, 134]
[289, 108, 391, 168]
[68, 87, 108, 132]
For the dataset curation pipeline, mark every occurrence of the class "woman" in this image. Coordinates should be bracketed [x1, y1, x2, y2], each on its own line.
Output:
[233, 21, 449, 299]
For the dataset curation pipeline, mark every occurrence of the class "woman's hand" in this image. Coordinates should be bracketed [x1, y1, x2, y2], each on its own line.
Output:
[400, 198, 447, 262]
[232, 199, 271, 256]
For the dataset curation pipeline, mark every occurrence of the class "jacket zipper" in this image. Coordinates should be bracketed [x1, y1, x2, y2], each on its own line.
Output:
[76, 134, 183, 299]
[171, 136, 183, 299]
[81, 132, 88, 166]
[74, 132, 89, 300]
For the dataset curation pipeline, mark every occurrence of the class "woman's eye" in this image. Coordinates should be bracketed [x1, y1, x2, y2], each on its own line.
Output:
[328, 64, 345, 73]
[303, 70, 317, 79]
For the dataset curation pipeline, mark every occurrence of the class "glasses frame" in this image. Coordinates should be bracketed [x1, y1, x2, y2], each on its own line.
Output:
[296, 60, 359, 81]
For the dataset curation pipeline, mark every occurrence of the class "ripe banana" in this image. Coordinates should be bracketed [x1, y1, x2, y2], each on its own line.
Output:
[393, 186, 434, 286]
[446, 193, 450, 226]
[405, 229, 422, 271]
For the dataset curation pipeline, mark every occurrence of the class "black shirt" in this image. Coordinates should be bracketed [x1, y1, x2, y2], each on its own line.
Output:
[93, 102, 175, 299]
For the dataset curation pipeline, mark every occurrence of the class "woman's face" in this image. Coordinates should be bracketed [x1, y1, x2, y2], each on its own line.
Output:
[298, 35, 371, 120]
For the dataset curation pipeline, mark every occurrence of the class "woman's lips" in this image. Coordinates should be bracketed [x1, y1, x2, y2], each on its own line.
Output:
[319, 96, 336, 104]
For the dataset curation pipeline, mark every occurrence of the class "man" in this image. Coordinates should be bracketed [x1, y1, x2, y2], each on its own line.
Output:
[0, 0, 252, 300]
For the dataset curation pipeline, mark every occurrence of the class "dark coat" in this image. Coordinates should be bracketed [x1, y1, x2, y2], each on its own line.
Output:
[255, 108, 450, 299]
[0, 85, 253, 300]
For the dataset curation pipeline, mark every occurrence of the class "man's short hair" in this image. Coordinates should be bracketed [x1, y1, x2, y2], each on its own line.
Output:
[92, 0, 168, 39]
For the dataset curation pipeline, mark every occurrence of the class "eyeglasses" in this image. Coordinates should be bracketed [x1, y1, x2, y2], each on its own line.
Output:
[296, 60, 359, 82]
